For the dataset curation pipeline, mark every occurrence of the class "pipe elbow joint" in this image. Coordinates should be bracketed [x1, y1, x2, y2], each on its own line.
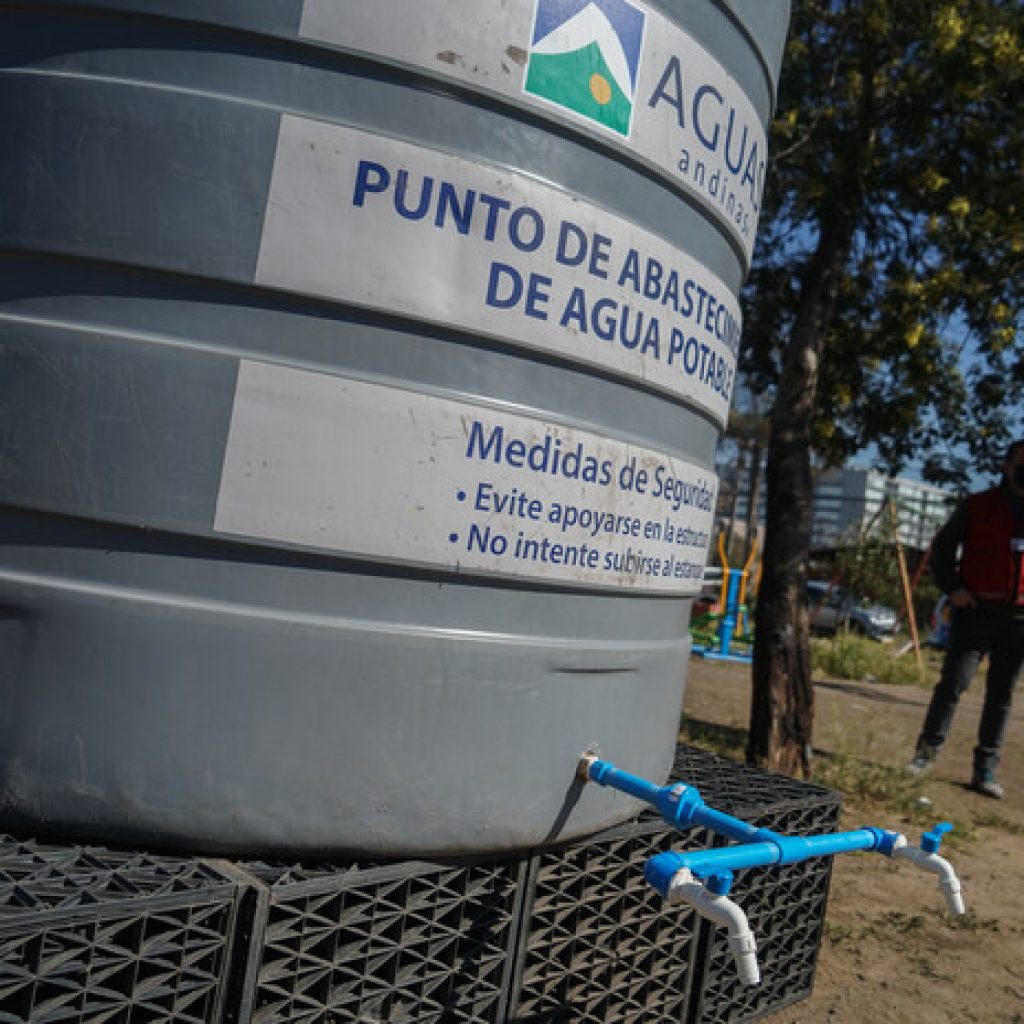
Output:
[645, 852, 687, 898]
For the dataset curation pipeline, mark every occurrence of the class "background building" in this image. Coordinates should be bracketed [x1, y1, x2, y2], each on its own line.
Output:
[810, 469, 955, 551]
[719, 465, 957, 555]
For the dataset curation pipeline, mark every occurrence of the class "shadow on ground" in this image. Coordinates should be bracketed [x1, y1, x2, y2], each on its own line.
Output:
[814, 678, 926, 708]
[680, 717, 747, 759]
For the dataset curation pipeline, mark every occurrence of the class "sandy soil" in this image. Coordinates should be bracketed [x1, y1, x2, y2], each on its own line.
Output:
[682, 655, 1024, 1024]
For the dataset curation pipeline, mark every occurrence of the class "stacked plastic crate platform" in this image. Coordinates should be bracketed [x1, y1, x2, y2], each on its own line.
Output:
[0, 836, 242, 1023]
[0, 746, 841, 1024]
[231, 858, 527, 1024]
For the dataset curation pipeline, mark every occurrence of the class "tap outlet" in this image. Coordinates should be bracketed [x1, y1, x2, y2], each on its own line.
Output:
[666, 868, 761, 986]
[892, 842, 966, 915]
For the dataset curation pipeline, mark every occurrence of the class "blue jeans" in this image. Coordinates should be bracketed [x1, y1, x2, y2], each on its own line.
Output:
[917, 605, 1024, 775]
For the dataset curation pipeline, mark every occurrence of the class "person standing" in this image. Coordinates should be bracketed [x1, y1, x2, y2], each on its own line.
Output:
[908, 439, 1024, 798]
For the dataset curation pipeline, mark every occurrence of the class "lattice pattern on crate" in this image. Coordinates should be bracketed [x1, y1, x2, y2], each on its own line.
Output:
[672, 746, 840, 818]
[0, 894, 236, 1024]
[690, 802, 842, 1024]
[250, 859, 522, 1024]
[0, 834, 231, 915]
[242, 857, 387, 888]
[511, 822, 710, 1024]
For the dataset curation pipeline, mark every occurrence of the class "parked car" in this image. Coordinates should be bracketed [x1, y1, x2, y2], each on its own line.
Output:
[806, 581, 898, 641]
[693, 566, 724, 618]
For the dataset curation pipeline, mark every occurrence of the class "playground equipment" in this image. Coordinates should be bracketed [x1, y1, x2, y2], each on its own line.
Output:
[579, 754, 966, 987]
[691, 534, 760, 662]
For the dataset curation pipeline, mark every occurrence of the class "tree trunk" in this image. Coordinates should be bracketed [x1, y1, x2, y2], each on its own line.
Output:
[747, 226, 849, 778]
[744, 441, 764, 565]
[723, 448, 743, 562]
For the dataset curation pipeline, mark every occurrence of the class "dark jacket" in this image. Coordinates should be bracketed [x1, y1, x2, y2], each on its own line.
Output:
[932, 483, 1024, 613]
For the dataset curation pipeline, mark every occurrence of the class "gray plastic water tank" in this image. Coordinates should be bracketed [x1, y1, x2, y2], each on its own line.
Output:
[0, 0, 788, 857]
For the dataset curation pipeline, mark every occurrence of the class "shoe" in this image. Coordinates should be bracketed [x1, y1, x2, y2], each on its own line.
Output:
[906, 743, 937, 776]
[970, 771, 1004, 800]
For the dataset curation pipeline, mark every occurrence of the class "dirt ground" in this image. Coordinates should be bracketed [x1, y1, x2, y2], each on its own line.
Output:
[681, 655, 1024, 1024]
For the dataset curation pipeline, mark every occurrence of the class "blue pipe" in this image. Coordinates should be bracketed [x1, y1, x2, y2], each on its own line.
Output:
[692, 805, 762, 844]
[644, 829, 894, 897]
[588, 760, 762, 840]
[586, 758, 902, 895]
[583, 756, 965, 989]
[588, 760, 663, 805]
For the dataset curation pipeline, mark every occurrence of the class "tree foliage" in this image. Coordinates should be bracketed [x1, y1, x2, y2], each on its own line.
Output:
[743, 0, 1023, 774]
[746, 0, 1023, 479]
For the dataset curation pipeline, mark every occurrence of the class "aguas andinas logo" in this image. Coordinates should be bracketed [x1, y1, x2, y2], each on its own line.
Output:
[524, 0, 647, 139]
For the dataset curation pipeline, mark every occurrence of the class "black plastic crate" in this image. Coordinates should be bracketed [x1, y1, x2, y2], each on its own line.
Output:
[0, 835, 241, 1024]
[0, 835, 235, 914]
[671, 746, 840, 824]
[236, 857, 527, 1024]
[509, 818, 713, 1024]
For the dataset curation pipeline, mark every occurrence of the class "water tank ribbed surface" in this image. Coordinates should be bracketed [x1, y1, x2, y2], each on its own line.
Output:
[0, 0, 788, 856]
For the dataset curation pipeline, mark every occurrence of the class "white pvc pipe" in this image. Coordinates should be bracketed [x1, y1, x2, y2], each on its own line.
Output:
[667, 868, 761, 986]
[891, 836, 966, 915]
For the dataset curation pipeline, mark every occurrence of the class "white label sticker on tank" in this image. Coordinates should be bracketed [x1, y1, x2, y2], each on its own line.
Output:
[214, 361, 716, 593]
[255, 115, 740, 428]
[298, 0, 768, 261]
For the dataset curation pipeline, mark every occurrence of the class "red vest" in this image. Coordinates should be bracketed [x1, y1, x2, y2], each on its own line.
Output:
[960, 487, 1024, 606]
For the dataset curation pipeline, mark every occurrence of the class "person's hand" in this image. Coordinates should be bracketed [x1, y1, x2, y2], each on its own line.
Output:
[949, 588, 977, 608]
